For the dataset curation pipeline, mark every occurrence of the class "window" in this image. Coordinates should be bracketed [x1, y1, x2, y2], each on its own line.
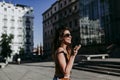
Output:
[31, 10, 33, 12]
[54, 16, 56, 20]
[64, 1, 67, 5]
[74, 19, 78, 26]
[48, 13, 49, 17]
[69, 8, 71, 13]
[73, 5, 77, 11]
[74, 5, 77, 10]
[4, 15, 7, 19]
[27, 11, 29, 14]
[54, 7, 56, 11]
[45, 15, 46, 19]
[15, 7, 18, 9]
[51, 19, 52, 23]
[60, 3, 62, 8]
[48, 21, 49, 25]
[59, 13, 62, 18]
[11, 9, 14, 13]
[69, 21, 72, 28]
[51, 11, 52, 15]
[3, 26, 7, 28]
[48, 31, 49, 35]
[11, 16, 15, 22]
[18, 34, 22, 37]
[51, 30, 53, 35]
[85, 25, 88, 34]
[4, 8, 7, 11]
[11, 27, 15, 29]
[8, 6, 11, 8]
[1, 5, 3, 7]
[18, 27, 22, 30]
[64, 11, 67, 16]
[26, 18, 30, 26]
[3, 16, 7, 26]
[19, 10, 21, 12]
[45, 32, 47, 36]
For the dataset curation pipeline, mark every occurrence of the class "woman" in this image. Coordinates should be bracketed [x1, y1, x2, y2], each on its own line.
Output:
[53, 27, 81, 80]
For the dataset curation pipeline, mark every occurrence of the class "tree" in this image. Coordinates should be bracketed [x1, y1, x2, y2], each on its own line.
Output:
[0, 33, 14, 59]
[19, 47, 25, 60]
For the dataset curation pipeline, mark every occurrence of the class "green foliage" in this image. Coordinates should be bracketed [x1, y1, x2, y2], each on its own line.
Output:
[0, 33, 14, 58]
[19, 47, 25, 58]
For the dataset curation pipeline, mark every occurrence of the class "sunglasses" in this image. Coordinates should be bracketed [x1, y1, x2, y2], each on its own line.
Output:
[63, 33, 71, 37]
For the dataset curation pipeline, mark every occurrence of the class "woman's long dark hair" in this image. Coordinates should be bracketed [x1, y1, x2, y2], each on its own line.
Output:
[52, 27, 72, 60]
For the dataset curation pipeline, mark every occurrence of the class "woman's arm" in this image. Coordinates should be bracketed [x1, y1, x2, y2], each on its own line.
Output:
[57, 45, 81, 77]
[57, 49, 75, 77]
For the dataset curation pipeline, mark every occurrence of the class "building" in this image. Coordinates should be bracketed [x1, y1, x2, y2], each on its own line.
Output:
[0, 1, 34, 61]
[107, 0, 120, 44]
[103, 0, 120, 57]
[42, 1, 59, 56]
[43, 0, 81, 56]
[33, 44, 43, 56]
[42, 0, 105, 56]
[79, 17, 103, 45]
[89, 0, 120, 45]
[42, 0, 103, 55]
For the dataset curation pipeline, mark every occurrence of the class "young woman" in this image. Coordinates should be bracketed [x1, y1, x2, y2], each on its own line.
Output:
[53, 27, 81, 80]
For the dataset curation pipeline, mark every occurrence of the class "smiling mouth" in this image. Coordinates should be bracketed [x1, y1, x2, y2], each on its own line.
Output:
[67, 40, 71, 42]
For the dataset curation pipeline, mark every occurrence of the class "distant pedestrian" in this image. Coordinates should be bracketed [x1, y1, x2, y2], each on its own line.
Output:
[52, 27, 81, 80]
[17, 58, 21, 64]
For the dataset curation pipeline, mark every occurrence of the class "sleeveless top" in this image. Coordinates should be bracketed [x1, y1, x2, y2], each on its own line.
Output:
[54, 51, 70, 78]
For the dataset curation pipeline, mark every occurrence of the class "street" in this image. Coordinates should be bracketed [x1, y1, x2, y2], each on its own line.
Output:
[0, 62, 120, 80]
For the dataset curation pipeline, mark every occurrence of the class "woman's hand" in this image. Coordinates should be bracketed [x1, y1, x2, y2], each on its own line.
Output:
[73, 44, 81, 56]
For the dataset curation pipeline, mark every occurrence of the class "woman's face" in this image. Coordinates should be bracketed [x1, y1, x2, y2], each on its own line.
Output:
[62, 30, 72, 45]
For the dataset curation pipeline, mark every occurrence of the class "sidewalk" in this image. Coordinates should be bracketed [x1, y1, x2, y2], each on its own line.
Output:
[0, 62, 120, 80]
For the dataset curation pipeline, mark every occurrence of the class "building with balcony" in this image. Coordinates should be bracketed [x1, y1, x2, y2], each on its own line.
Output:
[42, 1, 59, 56]
[42, 0, 104, 56]
[0, 1, 34, 61]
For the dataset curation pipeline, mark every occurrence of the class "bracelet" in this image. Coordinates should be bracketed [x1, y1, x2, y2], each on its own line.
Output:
[64, 74, 70, 78]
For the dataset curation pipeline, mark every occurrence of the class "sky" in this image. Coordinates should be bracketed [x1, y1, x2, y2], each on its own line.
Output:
[1, 0, 56, 47]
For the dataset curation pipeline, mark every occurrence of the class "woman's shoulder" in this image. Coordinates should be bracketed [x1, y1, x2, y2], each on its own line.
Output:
[56, 47, 65, 54]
